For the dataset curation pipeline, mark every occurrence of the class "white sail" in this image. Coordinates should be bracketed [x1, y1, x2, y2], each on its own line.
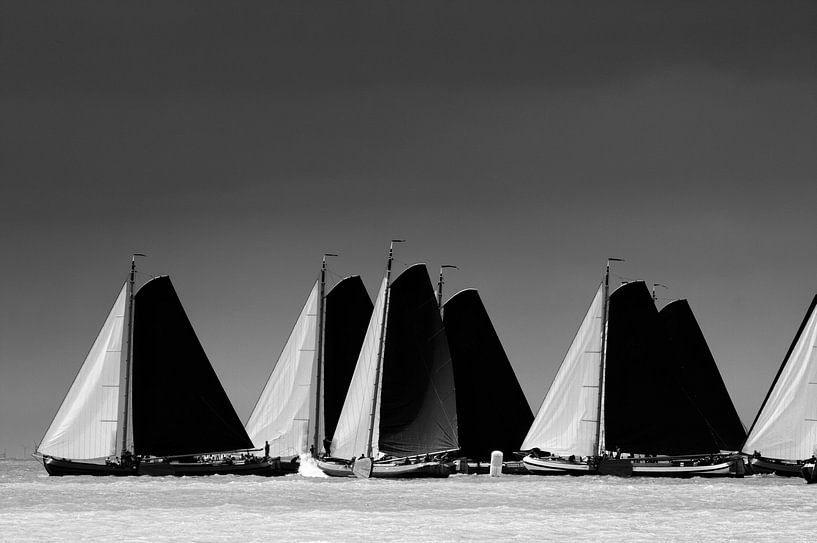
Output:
[744, 301, 817, 460]
[39, 284, 127, 460]
[330, 278, 387, 460]
[246, 282, 320, 458]
[521, 284, 604, 457]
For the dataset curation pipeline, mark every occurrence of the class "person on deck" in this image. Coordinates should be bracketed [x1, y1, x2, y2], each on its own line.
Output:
[264, 441, 270, 461]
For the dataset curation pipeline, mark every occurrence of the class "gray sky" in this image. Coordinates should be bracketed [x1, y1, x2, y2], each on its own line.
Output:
[1, 1, 816, 457]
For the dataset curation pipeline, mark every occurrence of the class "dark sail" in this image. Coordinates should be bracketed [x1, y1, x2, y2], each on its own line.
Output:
[604, 281, 720, 455]
[323, 276, 373, 444]
[132, 276, 253, 457]
[659, 300, 746, 451]
[443, 289, 533, 458]
[378, 264, 459, 457]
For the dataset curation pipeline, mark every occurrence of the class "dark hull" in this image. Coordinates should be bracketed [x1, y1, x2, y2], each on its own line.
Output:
[453, 460, 529, 475]
[749, 457, 805, 477]
[43, 457, 137, 477]
[317, 459, 451, 478]
[279, 456, 301, 474]
[138, 459, 282, 476]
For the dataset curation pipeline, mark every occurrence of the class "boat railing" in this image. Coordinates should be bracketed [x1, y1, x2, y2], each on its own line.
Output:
[142, 447, 264, 462]
[374, 448, 460, 464]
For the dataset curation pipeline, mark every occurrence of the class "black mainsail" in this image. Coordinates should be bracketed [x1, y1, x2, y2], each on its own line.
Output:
[330, 262, 459, 461]
[378, 264, 459, 457]
[604, 281, 725, 455]
[443, 289, 533, 458]
[659, 299, 746, 451]
[132, 276, 253, 457]
[322, 276, 373, 445]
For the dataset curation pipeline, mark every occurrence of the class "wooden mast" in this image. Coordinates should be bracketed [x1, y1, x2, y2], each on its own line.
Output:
[365, 240, 404, 457]
[118, 253, 143, 458]
[436, 265, 458, 309]
[312, 253, 336, 456]
[595, 257, 623, 457]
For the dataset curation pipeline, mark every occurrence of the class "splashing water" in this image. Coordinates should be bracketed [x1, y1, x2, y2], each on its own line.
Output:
[297, 453, 328, 478]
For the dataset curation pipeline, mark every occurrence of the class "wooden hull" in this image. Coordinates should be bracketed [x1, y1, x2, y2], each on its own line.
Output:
[523, 454, 741, 478]
[317, 459, 451, 478]
[279, 456, 301, 474]
[138, 458, 282, 476]
[522, 455, 596, 475]
[43, 456, 137, 477]
[629, 460, 735, 477]
[749, 456, 805, 477]
[453, 460, 528, 475]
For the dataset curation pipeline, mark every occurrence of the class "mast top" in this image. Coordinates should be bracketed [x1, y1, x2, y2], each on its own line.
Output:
[321, 253, 338, 269]
[652, 283, 669, 302]
[130, 253, 146, 273]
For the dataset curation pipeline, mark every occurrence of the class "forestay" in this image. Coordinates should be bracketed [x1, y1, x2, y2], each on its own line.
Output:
[246, 282, 320, 458]
[39, 284, 127, 460]
[331, 278, 388, 460]
[743, 295, 817, 461]
[521, 285, 603, 457]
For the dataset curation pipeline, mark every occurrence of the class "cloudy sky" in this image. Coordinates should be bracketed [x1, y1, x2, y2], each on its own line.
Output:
[1, 1, 815, 456]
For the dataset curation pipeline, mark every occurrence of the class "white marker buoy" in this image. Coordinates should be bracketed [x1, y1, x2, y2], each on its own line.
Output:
[489, 450, 503, 477]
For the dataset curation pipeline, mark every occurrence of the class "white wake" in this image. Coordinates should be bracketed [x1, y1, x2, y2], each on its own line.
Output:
[297, 454, 328, 478]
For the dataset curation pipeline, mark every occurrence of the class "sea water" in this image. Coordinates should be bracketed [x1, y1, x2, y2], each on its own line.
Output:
[0, 459, 813, 542]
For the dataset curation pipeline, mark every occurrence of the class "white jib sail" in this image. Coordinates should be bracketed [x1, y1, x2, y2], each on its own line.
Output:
[521, 284, 604, 457]
[246, 281, 320, 458]
[330, 277, 387, 460]
[39, 284, 127, 460]
[744, 301, 817, 461]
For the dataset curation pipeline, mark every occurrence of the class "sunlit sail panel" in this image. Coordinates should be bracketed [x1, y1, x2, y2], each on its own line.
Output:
[39, 285, 127, 460]
[246, 282, 320, 457]
[744, 296, 817, 460]
[330, 278, 387, 459]
[521, 285, 603, 457]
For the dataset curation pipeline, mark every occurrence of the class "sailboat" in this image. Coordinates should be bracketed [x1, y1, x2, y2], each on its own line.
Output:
[440, 284, 534, 474]
[521, 260, 745, 477]
[317, 242, 459, 478]
[245, 256, 373, 473]
[742, 295, 817, 479]
[36, 258, 278, 476]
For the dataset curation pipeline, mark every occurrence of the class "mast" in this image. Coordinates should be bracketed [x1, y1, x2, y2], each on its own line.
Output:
[436, 265, 458, 309]
[365, 239, 404, 457]
[652, 283, 667, 304]
[594, 257, 623, 456]
[118, 253, 144, 457]
[312, 253, 336, 456]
